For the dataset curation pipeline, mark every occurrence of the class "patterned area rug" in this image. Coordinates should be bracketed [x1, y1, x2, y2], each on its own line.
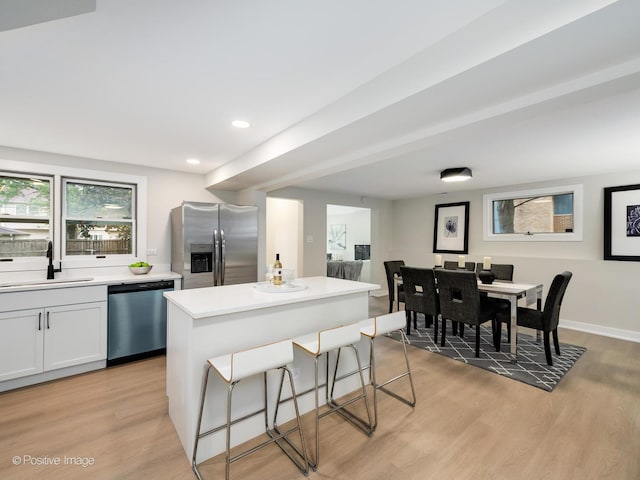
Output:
[387, 321, 586, 392]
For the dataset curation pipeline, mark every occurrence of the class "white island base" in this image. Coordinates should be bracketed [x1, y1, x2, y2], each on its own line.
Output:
[164, 276, 379, 463]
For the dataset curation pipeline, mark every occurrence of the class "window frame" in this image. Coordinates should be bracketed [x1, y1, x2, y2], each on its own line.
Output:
[62, 177, 137, 261]
[0, 172, 54, 263]
[483, 184, 583, 242]
[0, 159, 146, 272]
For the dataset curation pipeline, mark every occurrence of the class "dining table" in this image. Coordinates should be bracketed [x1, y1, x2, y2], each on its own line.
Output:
[393, 272, 542, 362]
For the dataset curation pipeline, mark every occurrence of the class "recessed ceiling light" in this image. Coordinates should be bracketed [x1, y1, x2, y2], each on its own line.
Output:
[232, 120, 250, 129]
[186, 158, 201, 165]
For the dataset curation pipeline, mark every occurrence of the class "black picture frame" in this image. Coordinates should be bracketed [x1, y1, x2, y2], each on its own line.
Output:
[354, 244, 370, 260]
[433, 201, 470, 254]
[604, 183, 640, 261]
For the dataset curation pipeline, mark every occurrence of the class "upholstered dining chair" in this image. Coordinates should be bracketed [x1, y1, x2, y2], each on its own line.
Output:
[494, 271, 573, 366]
[475, 263, 515, 342]
[384, 260, 405, 313]
[435, 269, 500, 357]
[400, 266, 439, 336]
[475, 263, 514, 281]
[443, 260, 476, 272]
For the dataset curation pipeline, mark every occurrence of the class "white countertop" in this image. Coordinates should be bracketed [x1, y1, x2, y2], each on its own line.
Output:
[164, 276, 379, 319]
[0, 270, 182, 293]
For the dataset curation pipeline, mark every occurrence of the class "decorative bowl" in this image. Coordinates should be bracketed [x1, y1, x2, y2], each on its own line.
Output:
[478, 270, 495, 284]
[129, 265, 152, 275]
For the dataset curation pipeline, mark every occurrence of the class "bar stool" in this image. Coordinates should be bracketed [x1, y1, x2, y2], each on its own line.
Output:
[192, 339, 309, 480]
[359, 311, 416, 430]
[292, 323, 373, 470]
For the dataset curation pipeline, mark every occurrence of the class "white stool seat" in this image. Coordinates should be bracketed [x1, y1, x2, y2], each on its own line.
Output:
[209, 340, 294, 383]
[193, 339, 309, 480]
[358, 318, 376, 338]
[291, 322, 372, 470]
[360, 311, 406, 338]
[293, 323, 362, 356]
[356, 312, 416, 431]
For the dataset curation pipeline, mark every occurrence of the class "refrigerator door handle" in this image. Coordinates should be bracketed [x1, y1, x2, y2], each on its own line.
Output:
[220, 229, 226, 285]
[213, 229, 220, 286]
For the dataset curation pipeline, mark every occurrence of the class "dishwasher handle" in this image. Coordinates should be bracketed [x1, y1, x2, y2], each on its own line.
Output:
[108, 280, 175, 294]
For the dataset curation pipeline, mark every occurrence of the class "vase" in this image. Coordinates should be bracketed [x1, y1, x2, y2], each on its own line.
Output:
[478, 270, 496, 284]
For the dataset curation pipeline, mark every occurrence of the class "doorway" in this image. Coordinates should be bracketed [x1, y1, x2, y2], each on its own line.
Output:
[326, 204, 371, 282]
[266, 197, 303, 279]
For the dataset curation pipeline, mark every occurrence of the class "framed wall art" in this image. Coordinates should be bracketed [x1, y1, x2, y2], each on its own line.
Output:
[604, 183, 640, 261]
[328, 224, 346, 251]
[433, 201, 470, 254]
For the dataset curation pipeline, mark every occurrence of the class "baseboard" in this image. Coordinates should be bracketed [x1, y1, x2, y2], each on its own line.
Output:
[0, 360, 106, 393]
[370, 289, 387, 298]
[561, 319, 640, 343]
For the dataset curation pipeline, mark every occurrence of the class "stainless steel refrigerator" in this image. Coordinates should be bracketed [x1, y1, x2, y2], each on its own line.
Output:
[171, 202, 258, 289]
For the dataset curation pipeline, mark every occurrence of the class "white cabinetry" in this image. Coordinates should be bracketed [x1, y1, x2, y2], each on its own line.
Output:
[0, 309, 43, 381]
[44, 302, 106, 371]
[0, 286, 107, 383]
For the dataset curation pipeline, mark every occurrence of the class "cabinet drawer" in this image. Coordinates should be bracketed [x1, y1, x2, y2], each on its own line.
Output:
[0, 285, 106, 312]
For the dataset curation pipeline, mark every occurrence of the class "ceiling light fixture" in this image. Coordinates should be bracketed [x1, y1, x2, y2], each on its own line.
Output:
[186, 158, 201, 165]
[231, 120, 250, 129]
[440, 167, 472, 182]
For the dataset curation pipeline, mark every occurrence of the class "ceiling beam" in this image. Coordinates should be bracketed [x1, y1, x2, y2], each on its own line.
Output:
[0, 0, 96, 32]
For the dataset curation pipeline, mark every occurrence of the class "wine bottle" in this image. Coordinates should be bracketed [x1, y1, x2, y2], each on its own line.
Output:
[273, 253, 283, 285]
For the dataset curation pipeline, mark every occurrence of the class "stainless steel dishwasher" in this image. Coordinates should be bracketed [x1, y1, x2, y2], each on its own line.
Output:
[107, 280, 175, 366]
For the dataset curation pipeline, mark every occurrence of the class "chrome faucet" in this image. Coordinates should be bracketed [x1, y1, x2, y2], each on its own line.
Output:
[46, 241, 62, 280]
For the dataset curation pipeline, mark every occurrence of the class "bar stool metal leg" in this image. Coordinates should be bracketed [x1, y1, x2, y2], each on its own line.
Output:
[224, 383, 233, 480]
[306, 349, 372, 471]
[342, 313, 416, 431]
[192, 340, 309, 480]
[328, 344, 374, 435]
[269, 368, 310, 473]
[192, 365, 211, 480]
[292, 323, 372, 471]
[368, 328, 416, 430]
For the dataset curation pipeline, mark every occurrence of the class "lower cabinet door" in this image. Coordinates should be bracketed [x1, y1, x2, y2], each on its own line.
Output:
[43, 302, 107, 371]
[0, 309, 44, 381]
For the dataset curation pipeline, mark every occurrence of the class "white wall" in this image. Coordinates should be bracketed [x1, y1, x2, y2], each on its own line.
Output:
[266, 197, 302, 278]
[391, 169, 640, 340]
[327, 206, 371, 261]
[327, 206, 371, 282]
[0, 147, 236, 271]
[268, 187, 393, 292]
[8, 148, 636, 339]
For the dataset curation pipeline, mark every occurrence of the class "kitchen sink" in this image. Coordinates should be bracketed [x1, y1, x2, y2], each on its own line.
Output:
[0, 277, 94, 288]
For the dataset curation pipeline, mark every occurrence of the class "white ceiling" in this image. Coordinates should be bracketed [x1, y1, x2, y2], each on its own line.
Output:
[1, 0, 639, 199]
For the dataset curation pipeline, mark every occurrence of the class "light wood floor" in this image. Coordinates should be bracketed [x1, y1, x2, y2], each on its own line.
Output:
[1, 296, 639, 480]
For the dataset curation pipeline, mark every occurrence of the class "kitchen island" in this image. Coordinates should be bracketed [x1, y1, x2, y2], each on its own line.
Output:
[164, 276, 379, 462]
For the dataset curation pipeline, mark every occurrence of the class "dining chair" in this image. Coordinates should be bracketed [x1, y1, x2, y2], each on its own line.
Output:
[474, 263, 514, 281]
[400, 266, 439, 336]
[384, 260, 405, 313]
[494, 271, 572, 366]
[435, 269, 500, 357]
[443, 260, 476, 272]
[475, 263, 515, 342]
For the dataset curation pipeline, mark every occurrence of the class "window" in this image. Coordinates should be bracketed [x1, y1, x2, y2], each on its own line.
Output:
[484, 184, 583, 241]
[0, 174, 53, 258]
[63, 179, 136, 257]
[0, 160, 146, 272]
